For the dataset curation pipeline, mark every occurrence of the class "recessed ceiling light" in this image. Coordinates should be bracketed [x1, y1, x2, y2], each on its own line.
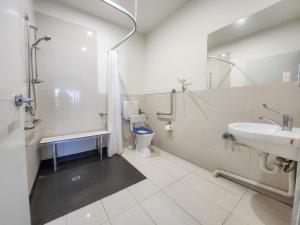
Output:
[221, 53, 226, 57]
[86, 213, 91, 218]
[81, 47, 87, 51]
[87, 31, 93, 36]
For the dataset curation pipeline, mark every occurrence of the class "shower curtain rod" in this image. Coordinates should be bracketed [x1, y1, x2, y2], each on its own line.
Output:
[208, 56, 236, 66]
[100, 0, 137, 51]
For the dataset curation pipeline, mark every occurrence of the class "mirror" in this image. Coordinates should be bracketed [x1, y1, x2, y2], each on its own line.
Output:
[206, 0, 300, 89]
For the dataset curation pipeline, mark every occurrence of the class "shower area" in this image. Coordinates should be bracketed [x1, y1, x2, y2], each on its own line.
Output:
[28, 1, 145, 224]
[33, 0, 137, 159]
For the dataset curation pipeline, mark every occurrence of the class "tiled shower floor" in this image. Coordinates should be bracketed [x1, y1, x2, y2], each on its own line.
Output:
[30, 153, 146, 225]
[45, 147, 293, 225]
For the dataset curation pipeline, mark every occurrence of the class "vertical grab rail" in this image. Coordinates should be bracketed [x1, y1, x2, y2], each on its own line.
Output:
[156, 89, 176, 116]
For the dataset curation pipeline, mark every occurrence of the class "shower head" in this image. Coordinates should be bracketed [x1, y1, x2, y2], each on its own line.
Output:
[32, 35, 51, 47]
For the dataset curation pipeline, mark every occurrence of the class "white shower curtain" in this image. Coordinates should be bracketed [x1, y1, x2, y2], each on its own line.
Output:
[107, 50, 123, 157]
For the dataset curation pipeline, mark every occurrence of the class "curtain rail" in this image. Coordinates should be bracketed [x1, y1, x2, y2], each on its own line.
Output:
[100, 0, 137, 51]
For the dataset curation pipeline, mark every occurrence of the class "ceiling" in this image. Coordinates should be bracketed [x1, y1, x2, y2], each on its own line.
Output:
[36, 0, 190, 33]
[208, 0, 300, 50]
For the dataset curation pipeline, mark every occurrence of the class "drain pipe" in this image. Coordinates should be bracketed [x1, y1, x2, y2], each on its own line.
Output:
[213, 163, 296, 198]
[259, 152, 281, 175]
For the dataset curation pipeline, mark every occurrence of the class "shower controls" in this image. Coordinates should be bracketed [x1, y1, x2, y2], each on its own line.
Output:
[178, 78, 192, 92]
[15, 94, 34, 107]
[32, 79, 44, 84]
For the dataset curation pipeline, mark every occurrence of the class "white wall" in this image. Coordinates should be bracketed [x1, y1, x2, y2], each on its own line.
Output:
[36, 12, 105, 159]
[144, 0, 281, 94]
[0, 0, 34, 224]
[209, 19, 300, 87]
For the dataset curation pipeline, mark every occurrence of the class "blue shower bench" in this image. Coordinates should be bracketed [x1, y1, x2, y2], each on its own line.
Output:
[40, 130, 110, 172]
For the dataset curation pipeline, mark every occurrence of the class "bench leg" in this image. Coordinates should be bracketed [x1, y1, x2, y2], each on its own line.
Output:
[52, 143, 57, 173]
[96, 136, 103, 161]
[100, 135, 103, 160]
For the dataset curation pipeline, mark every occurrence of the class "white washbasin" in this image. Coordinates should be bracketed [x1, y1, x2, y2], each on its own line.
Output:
[228, 123, 300, 160]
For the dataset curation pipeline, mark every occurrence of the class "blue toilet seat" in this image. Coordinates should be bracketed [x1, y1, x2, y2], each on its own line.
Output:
[133, 127, 154, 135]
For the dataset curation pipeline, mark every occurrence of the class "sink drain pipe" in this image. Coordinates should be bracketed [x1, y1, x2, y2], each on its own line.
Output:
[259, 152, 282, 175]
[213, 159, 296, 198]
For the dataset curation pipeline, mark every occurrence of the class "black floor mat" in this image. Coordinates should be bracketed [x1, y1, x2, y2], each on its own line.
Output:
[30, 152, 146, 225]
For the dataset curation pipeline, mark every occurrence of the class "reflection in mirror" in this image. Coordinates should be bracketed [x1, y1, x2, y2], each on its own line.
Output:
[206, 0, 300, 89]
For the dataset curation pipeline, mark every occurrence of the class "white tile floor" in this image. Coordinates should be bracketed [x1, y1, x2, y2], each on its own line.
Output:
[45, 147, 293, 225]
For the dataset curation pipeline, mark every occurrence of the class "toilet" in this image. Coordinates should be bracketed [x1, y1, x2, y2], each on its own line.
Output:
[122, 101, 154, 158]
[130, 115, 154, 158]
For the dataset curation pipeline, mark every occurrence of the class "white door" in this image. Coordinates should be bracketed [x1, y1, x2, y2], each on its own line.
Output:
[0, 0, 31, 225]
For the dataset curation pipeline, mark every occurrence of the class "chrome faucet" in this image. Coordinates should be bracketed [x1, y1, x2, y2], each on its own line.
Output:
[259, 104, 293, 131]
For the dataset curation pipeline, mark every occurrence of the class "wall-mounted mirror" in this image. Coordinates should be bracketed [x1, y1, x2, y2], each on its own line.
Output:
[206, 0, 300, 89]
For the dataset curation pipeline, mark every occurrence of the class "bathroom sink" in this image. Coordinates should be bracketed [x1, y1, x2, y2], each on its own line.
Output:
[228, 123, 300, 160]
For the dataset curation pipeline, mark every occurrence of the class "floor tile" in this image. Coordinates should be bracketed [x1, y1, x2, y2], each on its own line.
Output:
[44, 216, 66, 225]
[127, 179, 159, 202]
[110, 205, 154, 225]
[152, 157, 190, 179]
[223, 215, 248, 225]
[232, 200, 290, 225]
[141, 192, 200, 225]
[137, 163, 176, 188]
[181, 173, 240, 212]
[242, 190, 292, 221]
[66, 201, 108, 225]
[194, 167, 248, 197]
[163, 181, 228, 225]
[44, 146, 293, 225]
[121, 149, 159, 167]
[102, 189, 137, 219]
[156, 148, 199, 172]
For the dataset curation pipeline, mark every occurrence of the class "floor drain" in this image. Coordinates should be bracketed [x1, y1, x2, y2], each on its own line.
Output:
[72, 176, 81, 182]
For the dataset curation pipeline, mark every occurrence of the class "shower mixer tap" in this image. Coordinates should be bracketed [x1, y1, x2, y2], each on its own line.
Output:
[178, 78, 192, 92]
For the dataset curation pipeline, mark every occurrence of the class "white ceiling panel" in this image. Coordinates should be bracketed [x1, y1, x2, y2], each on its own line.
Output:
[35, 0, 190, 33]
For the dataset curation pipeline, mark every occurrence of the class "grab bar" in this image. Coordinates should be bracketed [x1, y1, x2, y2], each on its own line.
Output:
[156, 89, 176, 116]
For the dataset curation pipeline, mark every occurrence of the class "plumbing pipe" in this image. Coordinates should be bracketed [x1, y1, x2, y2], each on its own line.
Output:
[213, 169, 295, 198]
[288, 167, 296, 197]
[259, 152, 281, 175]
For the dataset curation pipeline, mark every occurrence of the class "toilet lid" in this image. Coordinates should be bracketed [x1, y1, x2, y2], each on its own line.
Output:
[133, 127, 154, 135]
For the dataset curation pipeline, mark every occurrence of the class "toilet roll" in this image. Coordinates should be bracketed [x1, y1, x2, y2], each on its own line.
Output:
[165, 124, 173, 131]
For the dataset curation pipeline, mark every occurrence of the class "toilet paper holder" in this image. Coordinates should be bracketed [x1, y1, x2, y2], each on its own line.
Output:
[165, 121, 173, 131]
